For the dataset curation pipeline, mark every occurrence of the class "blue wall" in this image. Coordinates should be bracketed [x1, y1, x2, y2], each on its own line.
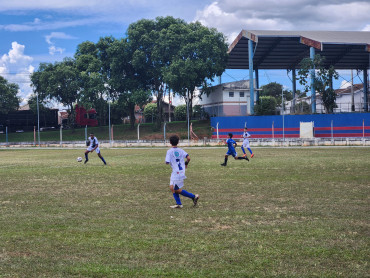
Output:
[211, 113, 370, 138]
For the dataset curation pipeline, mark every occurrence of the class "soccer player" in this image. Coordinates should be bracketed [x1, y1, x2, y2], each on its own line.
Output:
[241, 127, 254, 158]
[220, 133, 248, 166]
[165, 135, 199, 209]
[84, 133, 107, 165]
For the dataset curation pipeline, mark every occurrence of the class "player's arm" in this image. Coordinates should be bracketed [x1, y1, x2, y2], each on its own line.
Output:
[185, 155, 190, 168]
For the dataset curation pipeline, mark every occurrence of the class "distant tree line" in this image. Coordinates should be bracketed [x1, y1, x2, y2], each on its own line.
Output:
[29, 16, 228, 130]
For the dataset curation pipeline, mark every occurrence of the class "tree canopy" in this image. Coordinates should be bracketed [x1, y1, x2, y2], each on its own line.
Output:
[0, 76, 20, 114]
[298, 54, 339, 113]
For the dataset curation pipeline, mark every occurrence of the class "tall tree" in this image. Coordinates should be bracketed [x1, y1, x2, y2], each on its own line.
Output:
[298, 54, 339, 113]
[127, 16, 187, 130]
[0, 76, 20, 114]
[108, 38, 152, 129]
[162, 21, 228, 122]
[31, 58, 81, 127]
[75, 39, 112, 126]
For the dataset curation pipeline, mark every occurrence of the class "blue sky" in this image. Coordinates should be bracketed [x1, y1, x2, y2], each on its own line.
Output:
[0, 0, 369, 106]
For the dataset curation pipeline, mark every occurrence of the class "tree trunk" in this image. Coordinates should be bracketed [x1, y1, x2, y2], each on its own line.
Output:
[129, 103, 136, 130]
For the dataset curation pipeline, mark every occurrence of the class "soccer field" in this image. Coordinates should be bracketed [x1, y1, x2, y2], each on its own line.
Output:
[0, 147, 369, 277]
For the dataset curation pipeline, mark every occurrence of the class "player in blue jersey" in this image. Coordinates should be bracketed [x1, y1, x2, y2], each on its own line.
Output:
[84, 133, 107, 165]
[165, 135, 199, 209]
[241, 127, 254, 158]
[220, 133, 248, 166]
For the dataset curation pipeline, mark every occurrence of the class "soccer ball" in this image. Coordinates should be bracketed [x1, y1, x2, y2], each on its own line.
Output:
[77, 157, 83, 162]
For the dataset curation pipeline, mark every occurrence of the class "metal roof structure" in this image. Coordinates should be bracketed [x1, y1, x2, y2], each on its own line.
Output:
[227, 30, 370, 70]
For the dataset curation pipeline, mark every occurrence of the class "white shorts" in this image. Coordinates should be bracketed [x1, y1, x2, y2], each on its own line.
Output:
[170, 179, 184, 189]
[87, 146, 100, 153]
[242, 140, 250, 148]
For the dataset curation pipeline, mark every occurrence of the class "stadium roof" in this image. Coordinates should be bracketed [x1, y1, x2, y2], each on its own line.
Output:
[227, 30, 370, 70]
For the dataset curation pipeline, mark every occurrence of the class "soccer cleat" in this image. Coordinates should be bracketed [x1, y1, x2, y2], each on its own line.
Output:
[170, 204, 183, 209]
[193, 194, 199, 207]
[220, 163, 226, 166]
[84, 159, 88, 164]
[245, 156, 249, 161]
[243, 153, 247, 157]
[251, 154, 254, 158]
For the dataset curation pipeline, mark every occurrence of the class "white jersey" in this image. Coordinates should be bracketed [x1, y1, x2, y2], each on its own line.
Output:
[88, 136, 99, 147]
[86, 136, 100, 153]
[165, 147, 188, 181]
[242, 131, 251, 148]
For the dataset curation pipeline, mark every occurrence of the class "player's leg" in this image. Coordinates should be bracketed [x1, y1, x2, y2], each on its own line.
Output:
[170, 183, 182, 208]
[245, 141, 254, 157]
[96, 148, 107, 165]
[84, 149, 90, 164]
[221, 154, 228, 166]
[175, 182, 199, 207]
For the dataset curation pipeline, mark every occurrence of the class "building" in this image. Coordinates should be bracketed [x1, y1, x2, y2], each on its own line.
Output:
[198, 80, 256, 117]
[286, 83, 369, 114]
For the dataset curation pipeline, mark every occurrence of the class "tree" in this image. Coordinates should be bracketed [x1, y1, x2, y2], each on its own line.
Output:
[0, 76, 20, 114]
[127, 16, 228, 129]
[254, 96, 277, 115]
[259, 82, 291, 107]
[174, 105, 187, 121]
[162, 21, 228, 122]
[108, 38, 152, 129]
[75, 39, 110, 126]
[31, 58, 81, 127]
[127, 17, 173, 130]
[298, 54, 339, 113]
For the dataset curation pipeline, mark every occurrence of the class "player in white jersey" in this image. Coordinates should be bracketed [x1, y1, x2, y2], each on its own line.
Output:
[241, 127, 254, 158]
[84, 133, 107, 165]
[165, 135, 199, 208]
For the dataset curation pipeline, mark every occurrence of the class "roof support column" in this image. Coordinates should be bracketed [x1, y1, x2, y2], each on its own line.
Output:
[248, 39, 254, 114]
[292, 68, 296, 114]
[255, 68, 259, 103]
[310, 47, 316, 113]
[364, 67, 368, 112]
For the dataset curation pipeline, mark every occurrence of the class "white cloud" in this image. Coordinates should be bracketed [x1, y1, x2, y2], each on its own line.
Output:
[45, 32, 76, 55]
[0, 42, 34, 104]
[194, 1, 370, 44]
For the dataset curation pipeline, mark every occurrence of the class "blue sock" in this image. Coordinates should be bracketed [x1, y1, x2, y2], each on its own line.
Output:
[241, 146, 246, 154]
[100, 156, 106, 164]
[247, 148, 253, 154]
[173, 193, 182, 205]
[85, 153, 88, 161]
[180, 190, 195, 199]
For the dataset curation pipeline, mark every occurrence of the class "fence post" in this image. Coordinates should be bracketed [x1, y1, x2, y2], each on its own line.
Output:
[34, 126, 36, 146]
[137, 123, 140, 141]
[85, 125, 87, 141]
[164, 122, 166, 144]
[216, 122, 219, 141]
[331, 120, 334, 145]
[60, 125, 63, 147]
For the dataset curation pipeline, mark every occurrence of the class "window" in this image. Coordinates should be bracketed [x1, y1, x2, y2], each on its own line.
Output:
[240, 92, 245, 97]
[229, 92, 234, 97]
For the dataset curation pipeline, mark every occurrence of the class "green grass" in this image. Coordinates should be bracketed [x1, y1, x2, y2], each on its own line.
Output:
[0, 120, 212, 143]
[0, 147, 369, 277]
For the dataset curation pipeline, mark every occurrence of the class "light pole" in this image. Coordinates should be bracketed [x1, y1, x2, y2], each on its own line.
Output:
[36, 92, 40, 146]
[282, 87, 285, 142]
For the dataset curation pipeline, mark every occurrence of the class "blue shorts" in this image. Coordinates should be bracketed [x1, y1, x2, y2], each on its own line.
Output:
[226, 149, 237, 157]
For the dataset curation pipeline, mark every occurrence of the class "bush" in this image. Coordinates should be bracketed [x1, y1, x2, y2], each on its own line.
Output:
[254, 96, 277, 115]
[144, 103, 157, 123]
[174, 105, 187, 121]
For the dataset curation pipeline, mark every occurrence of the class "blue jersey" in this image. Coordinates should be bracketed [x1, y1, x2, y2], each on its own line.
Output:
[226, 138, 236, 151]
